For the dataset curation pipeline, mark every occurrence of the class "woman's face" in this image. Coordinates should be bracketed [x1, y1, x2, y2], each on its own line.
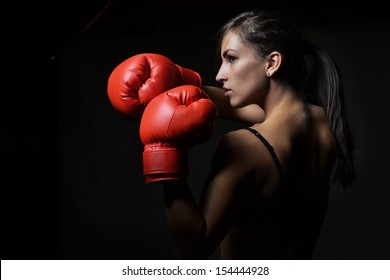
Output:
[216, 31, 268, 108]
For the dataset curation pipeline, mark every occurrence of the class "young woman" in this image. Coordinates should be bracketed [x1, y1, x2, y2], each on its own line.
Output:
[157, 9, 357, 259]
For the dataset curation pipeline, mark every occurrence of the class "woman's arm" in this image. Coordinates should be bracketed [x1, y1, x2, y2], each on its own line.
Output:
[162, 131, 251, 259]
[202, 86, 265, 124]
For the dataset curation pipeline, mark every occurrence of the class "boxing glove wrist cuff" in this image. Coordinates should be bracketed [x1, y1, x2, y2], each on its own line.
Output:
[142, 144, 188, 184]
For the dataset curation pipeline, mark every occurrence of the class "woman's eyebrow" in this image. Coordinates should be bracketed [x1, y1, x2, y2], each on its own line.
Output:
[222, 49, 238, 57]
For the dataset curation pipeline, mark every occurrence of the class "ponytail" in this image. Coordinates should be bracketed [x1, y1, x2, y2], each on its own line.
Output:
[304, 47, 357, 187]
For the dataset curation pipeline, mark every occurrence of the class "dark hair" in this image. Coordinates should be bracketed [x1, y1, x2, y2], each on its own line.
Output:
[217, 10, 357, 187]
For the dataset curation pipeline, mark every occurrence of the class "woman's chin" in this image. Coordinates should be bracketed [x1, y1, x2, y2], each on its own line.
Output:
[230, 101, 245, 108]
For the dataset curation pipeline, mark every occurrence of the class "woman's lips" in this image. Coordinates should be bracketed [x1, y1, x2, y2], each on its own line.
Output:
[223, 88, 232, 97]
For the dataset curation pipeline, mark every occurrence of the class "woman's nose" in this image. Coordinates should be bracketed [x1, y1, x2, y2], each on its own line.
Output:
[215, 67, 226, 83]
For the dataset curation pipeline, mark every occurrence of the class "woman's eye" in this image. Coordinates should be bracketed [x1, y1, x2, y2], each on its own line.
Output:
[228, 55, 237, 63]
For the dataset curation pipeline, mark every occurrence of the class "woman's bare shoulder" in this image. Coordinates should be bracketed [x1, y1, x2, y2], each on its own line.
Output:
[218, 128, 255, 149]
[216, 128, 273, 169]
[212, 128, 259, 167]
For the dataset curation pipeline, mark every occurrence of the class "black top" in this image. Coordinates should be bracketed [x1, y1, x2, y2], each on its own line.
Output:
[244, 127, 285, 180]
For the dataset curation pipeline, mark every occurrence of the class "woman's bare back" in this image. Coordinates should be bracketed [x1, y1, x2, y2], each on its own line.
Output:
[220, 101, 335, 259]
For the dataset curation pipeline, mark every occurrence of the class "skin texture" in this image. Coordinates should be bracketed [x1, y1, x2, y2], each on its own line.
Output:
[162, 31, 336, 259]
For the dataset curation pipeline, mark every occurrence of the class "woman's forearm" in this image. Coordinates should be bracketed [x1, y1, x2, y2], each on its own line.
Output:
[202, 86, 265, 124]
[163, 181, 214, 259]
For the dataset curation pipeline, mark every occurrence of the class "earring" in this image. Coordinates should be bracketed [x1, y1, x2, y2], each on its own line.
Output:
[266, 72, 271, 77]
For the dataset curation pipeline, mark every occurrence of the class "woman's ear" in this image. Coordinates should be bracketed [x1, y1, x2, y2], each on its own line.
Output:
[265, 51, 281, 77]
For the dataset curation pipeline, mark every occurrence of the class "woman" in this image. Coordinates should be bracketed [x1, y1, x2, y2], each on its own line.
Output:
[161, 9, 357, 260]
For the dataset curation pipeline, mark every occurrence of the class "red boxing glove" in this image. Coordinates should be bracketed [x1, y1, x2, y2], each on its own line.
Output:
[107, 53, 202, 120]
[140, 85, 217, 184]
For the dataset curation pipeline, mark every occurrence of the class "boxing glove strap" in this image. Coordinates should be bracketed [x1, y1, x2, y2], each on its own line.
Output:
[142, 144, 188, 184]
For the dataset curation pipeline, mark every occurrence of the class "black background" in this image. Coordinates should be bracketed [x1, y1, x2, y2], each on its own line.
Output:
[2, 0, 390, 259]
